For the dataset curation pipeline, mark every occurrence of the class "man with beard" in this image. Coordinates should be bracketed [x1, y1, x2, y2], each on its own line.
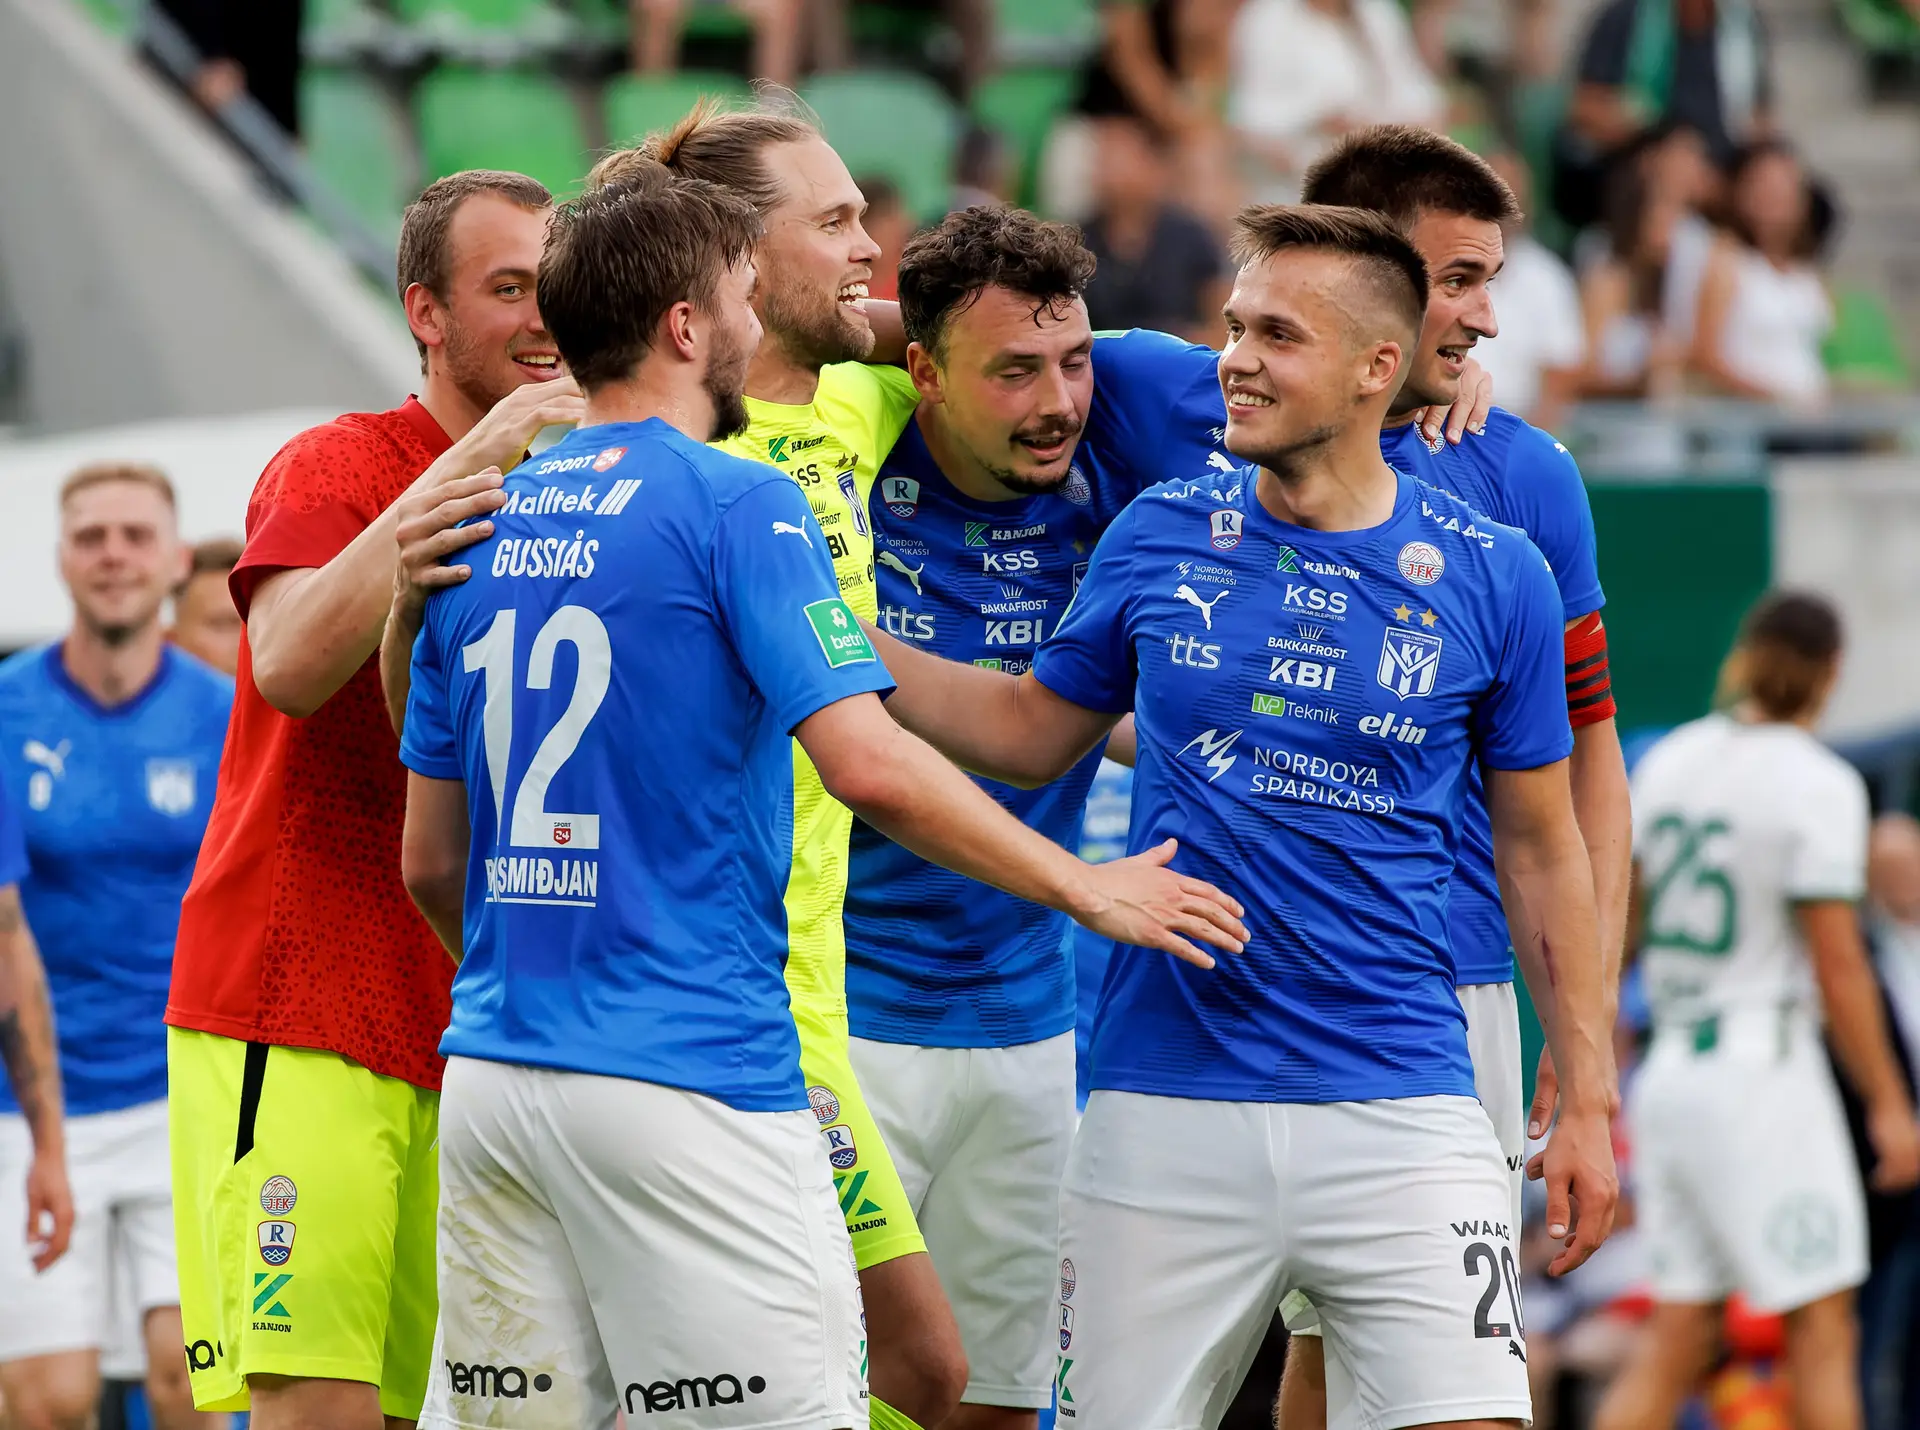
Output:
[165, 170, 584, 1430]
[0, 464, 229, 1430]
[586, 104, 964, 1430]
[844, 203, 1232, 1430]
[864, 204, 1618, 1430]
[395, 162, 1247, 1430]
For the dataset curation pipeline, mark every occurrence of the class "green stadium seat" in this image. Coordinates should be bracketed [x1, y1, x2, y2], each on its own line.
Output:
[1837, 0, 1920, 55]
[414, 68, 590, 196]
[603, 70, 752, 148]
[395, 0, 576, 61]
[1823, 286, 1912, 386]
[304, 69, 413, 240]
[971, 67, 1077, 207]
[993, 0, 1097, 65]
[802, 70, 960, 221]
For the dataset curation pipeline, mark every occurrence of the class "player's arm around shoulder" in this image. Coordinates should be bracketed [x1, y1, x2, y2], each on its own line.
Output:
[1482, 540, 1619, 1274]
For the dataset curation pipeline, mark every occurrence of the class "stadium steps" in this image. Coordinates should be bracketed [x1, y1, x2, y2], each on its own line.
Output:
[414, 66, 591, 195]
[801, 70, 961, 221]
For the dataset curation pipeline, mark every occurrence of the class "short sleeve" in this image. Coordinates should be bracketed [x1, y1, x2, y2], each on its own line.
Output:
[399, 608, 462, 779]
[867, 366, 923, 453]
[1786, 760, 1869, 902]
[231, 426, 394, 617]
[1502, 424, 1606, 622]
[0, 763, 27, 888]
[1576, 0, 1634, 85]
[712, 478, 896, 734]
[1084, 331, 1226, 497]
[1473, 541, 1576, 770]
[1031, 504, 1141, 714]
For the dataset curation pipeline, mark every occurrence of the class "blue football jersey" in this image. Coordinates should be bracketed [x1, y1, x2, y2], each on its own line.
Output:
[401, 420, 894, 1112]
[0, 646, 232, 1115]
[844, 329, 1231, 1048]
[1380, 413, 1605, 985]
[1032, 467, 1572, 1102]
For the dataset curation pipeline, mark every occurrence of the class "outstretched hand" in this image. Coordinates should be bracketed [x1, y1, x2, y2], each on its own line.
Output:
[1072, 838, 1247, 969]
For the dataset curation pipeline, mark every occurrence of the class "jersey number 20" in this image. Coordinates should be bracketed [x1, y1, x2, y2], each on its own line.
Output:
[461, 606, 611, 851]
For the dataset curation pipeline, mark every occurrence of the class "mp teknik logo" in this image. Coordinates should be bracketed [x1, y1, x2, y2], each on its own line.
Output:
[1178, 728, 1244, 784]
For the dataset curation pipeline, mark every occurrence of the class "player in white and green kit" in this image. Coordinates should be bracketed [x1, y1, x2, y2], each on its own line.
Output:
[1597, 591, 1920, 1430]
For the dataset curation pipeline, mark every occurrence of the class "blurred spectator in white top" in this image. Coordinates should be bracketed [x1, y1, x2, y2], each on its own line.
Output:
[1470, 149, 1583, 430]
[1578, 130, 1694, 401]
[1082, 117, 1230, 344]
[1689, 140, 1833, 407]
[1228, 0, 1443, 201]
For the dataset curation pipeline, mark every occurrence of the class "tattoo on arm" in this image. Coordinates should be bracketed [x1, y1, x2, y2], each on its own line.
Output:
[0, 890, 63, 1143]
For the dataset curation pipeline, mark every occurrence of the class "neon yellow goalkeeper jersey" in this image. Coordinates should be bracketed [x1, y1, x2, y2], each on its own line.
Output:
[712, 362, 921, 1027]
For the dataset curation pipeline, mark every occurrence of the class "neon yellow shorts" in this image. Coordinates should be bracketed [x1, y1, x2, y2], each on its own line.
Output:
[167, 1028, 439, 1418]
[797, 1008, 926, 1270]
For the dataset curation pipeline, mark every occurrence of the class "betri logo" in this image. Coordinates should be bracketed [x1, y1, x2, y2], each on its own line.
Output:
[625, 1374, 766, 1414]
[446, 1361, 554, 1398]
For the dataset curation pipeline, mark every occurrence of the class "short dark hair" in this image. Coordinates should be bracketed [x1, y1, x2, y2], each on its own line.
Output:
[896, 204, 1098, 358]
[1229, 204, 1429, 339]
[397, 170, 554, 368]
[176, 537, 243, 596]
[1302, 125, 1521, 229]
[589, 90, 820, 216]
[538, 159, 761, 392]
[1736, 590, 1843, 719]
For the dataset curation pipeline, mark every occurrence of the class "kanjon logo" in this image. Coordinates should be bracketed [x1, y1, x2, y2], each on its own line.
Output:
[253, 1272, 292, 1328]
[1056, 1357, 1077, 1419]
[964, 521, 990, 548]
[767, 435, 791, 463]
[836, 1170, 885, 1229]
[1274, 545, 1300, 574]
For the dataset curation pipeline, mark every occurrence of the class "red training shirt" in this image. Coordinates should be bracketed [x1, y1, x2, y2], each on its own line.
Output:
[168, 398, 457, 1091]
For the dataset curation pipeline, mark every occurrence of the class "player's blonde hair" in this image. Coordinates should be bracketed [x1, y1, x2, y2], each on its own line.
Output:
[60, 461, 176, 511]
[589, 88, 821, 217]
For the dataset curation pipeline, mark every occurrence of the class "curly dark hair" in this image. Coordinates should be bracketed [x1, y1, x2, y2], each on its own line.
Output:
[896, 204, 1098, 359]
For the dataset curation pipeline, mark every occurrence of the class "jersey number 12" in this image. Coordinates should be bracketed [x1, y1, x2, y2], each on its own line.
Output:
[461, 606, 610, 850]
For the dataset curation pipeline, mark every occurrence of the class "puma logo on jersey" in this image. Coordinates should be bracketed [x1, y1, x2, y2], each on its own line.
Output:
[878, 549, 924, 595]
[772, 522, 813, 548]
[1174, 585, 1227, 629]
[23, 739, 68, 779]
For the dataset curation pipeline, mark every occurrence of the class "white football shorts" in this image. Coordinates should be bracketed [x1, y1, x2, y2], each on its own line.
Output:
[850, 1032, 1077, 1408]
[1059, 1091, 1529, 1430]
[0, 1098, 177, 1366]
[1632, 1009, 1868, 1313]
[421, 1057, 867, 1430]
[1286, 980, 1526, 1341]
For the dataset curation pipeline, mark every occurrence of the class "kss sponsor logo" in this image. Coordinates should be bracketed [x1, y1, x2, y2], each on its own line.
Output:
[1397, 541, 1445, 586]
[1209, 509, 1242, 550]
[1377, 628, 1443, 699]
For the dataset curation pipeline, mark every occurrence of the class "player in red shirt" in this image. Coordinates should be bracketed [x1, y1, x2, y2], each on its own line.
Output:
[165, 170, 583, 1430]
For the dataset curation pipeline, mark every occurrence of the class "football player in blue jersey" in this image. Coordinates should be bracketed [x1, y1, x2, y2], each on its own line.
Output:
[0, 463, 233, 1429]
[396, 162, 1245, 1430]
[866, 205, 1618, 1430]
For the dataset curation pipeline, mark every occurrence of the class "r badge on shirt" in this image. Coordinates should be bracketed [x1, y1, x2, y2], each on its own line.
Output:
[145, 759, 197, 816]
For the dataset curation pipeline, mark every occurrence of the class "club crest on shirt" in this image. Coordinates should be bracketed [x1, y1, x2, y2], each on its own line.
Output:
[145, 759, 197, 816]
[1377, 629, 1443, 700]
[258, 1220, 296, 1266]
[1209, 509, 1242, 550]
[881, 477, 920, 519]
